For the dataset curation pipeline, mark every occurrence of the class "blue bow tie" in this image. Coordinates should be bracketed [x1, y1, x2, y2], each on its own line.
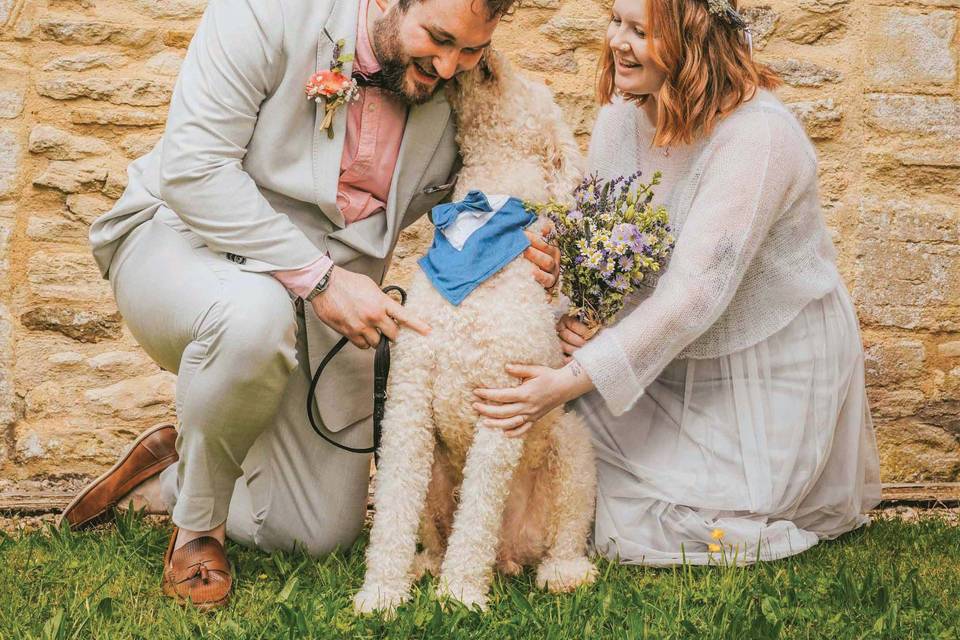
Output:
[431, 190, 492, 230]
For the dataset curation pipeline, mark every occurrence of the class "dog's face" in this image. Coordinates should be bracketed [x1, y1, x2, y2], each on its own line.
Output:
[447, 51, 585, 204]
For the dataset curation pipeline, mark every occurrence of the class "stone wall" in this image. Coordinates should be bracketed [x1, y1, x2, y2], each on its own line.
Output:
[0, 0, 957, 490]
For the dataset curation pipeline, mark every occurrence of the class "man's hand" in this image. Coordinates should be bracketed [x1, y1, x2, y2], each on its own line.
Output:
[310, 267, 431, 349]
[523, 221, 561, 291]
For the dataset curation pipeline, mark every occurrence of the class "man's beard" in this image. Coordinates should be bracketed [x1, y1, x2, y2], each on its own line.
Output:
[371, 8, 445, 105]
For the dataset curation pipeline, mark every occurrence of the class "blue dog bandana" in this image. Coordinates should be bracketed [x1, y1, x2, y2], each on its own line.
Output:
[418, 190, 537, 306]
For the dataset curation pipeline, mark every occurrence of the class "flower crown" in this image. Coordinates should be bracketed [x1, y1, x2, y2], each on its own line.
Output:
[705, 0, 753, 54]
[705, 0, 749, 31]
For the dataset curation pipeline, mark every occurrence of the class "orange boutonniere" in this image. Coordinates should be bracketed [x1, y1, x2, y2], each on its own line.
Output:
[305, 38, 359, 139]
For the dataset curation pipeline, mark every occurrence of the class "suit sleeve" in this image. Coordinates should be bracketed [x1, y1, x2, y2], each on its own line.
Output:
[158, 0, 327, 272]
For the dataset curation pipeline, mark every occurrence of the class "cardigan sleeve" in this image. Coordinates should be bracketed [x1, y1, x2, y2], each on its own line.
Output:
[158, 0, 327, 274]
[574, 108, 815, 416]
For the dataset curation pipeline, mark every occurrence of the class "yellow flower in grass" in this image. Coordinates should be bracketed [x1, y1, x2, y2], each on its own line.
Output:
[708, 543, 722, 553]
[711, 528, 725, 541]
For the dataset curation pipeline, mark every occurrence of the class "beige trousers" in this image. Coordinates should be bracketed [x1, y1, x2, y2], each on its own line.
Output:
[109, 215, 372, 556]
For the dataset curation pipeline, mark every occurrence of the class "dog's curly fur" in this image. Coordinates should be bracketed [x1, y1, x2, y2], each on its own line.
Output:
[354, 52, 597, 614]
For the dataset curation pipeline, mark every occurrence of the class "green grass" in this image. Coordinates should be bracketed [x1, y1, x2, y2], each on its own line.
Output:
[0, 511, 958, 639]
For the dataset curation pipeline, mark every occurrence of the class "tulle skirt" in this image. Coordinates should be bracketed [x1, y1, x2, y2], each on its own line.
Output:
[574, 284, 881, 566]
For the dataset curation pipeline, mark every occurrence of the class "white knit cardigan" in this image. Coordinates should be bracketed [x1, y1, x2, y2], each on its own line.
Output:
[573, 90, 841, 416]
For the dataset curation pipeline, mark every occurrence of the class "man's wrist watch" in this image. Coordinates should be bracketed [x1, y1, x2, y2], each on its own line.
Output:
[304, 264, 335, 302]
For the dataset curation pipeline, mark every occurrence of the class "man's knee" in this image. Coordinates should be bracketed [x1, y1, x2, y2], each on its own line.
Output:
[207, 278, 299, 386]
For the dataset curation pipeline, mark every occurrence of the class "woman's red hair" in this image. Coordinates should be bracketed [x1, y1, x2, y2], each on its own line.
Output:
[596, 0, 781, 147]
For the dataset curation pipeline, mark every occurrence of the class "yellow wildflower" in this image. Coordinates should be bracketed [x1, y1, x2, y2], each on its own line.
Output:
[708, 543, 722, 553]
[711, 528, 725, 540]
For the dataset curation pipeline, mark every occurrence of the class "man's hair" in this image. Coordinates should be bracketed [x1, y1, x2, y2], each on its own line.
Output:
[397, 0, 518, 21]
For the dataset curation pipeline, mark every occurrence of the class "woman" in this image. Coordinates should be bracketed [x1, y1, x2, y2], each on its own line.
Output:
[472, 0, 881, 565]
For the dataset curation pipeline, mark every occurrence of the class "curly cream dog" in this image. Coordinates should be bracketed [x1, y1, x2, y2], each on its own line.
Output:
[354, 51, 597, 614]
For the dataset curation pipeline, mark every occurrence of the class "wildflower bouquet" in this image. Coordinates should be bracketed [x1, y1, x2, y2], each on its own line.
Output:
[529, 171, 674, 335]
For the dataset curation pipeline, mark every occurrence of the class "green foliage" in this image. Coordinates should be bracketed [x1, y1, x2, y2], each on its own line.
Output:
[0, 515, 957, 639]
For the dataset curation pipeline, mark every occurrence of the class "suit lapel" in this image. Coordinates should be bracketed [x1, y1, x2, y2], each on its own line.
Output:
[311, 0, 360, 229]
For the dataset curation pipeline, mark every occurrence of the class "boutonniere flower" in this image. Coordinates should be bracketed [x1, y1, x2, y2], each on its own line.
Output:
[305, 38, 359, 139]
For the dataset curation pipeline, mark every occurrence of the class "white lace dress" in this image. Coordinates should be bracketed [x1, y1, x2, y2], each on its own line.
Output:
[573, 93, 881, 565]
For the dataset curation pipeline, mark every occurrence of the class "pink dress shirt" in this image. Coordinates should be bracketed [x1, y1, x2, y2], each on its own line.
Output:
[273, 0, 408, 298]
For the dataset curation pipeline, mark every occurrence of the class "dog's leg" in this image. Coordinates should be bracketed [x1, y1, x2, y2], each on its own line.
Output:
[536, 411, 599, 593]
[353, 339, 437, 616]
[414, 448, 457, 581]
[436, 426, 525, 610]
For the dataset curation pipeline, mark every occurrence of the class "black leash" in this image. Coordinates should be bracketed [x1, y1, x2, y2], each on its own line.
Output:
[306, 285, 406, 466]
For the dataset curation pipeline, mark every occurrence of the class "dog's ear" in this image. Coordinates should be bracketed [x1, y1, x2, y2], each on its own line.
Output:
[478, 48, 499, 82]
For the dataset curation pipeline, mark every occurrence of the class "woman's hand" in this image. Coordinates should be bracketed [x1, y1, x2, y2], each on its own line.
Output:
[557, 315, 593, 362]
[523, 221, 561, 290]
[472, 360, 595, 438]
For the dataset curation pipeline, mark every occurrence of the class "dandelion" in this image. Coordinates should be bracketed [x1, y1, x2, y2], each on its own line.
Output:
[708, 543, 722, 553]
[711, 528, 725, 541]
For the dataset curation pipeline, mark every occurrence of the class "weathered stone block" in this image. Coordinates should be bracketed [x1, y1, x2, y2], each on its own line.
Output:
[65, 194, 113, 225]
[865, 8, 958, 90]
[28, 125, 110, 160]
[27, 252, 112, 302]
[162, 29, 195, 48]
[554, 90, 597, 137]
[21, 306, 122, 342]
[864, 338, 926, 386]
[866, 94, 960, 140]
[855, 199, 960, 331]
[70, 108, 167, 127]
[940, 341, 960, 358]
[0, 91, 24, 119]
[120, 133, 160, 158]
[741, 6, 778, 50]
[132, 0, 205, 19]
[876, 420, 960, 482]
[539, 16, 607, 49]
[786, 98, 843, 140]
[33, 160, 107, 194]
[0, 0, 14, 26]
[517, 51, 578, 74]
[145, 50, 184, 77]
[780, 1, 848, 45]
[84, 373, 176, 422]
[86, 351, 156, 377]
[0, 128, 19, 196]
[869, 388, 926, 420]
[26, 216, 88, 243]
[766, 58, 842, 88]
[42, 52, 128, 72]
[38, 20, 155, 47]
[36, 77, 173, 107]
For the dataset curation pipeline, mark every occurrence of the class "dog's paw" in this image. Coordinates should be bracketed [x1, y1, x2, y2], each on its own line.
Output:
[353, 586, 410, 616]
[412, 551, 442, 580]
[496, 557, 523, 577]
[436, 579, 489, 611]
[535, 557, 598, 593]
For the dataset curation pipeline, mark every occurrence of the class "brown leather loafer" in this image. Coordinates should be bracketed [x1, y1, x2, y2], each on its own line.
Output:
[161, 527, 232, 611]
[58, 423, 178, 530]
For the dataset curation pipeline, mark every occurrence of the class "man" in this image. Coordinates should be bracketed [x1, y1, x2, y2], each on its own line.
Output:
[61, 0, 560, 610]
